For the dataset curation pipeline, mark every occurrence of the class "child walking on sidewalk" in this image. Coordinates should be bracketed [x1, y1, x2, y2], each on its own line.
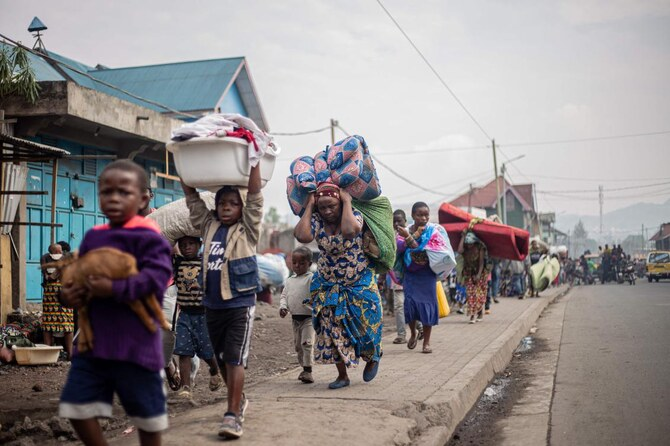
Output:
[173, 236, 223, 398]
[59, 160, 173, 446]
[279, 246, 315, 384]
[182, 163, 263, 440]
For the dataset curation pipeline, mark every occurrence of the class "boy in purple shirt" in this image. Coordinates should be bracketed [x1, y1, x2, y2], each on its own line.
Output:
[59, 160, 173, 446]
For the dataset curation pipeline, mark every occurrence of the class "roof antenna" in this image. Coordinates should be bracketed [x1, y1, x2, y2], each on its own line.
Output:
[28, 16, 48, 52]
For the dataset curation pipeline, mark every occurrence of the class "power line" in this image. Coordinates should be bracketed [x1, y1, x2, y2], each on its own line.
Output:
[538, 181, 670, 194]
[0, 33, 197, 119]
[389, 168, 492, 201]
[336, 124, 446, 197]
[375, 144, 491, 156]
[270, 126, 331, 136]
[522, 173, 670, 183]
[373, 129, 670, 157]
[500, 130, 670, 148]
[375, 0, 492, 141]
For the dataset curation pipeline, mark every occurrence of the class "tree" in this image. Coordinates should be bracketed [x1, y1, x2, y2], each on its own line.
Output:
[573, 220, 587, 240]
[264, 206, 281, 225]
[0, 43, 39, 105]
[572, 220, 588, 256]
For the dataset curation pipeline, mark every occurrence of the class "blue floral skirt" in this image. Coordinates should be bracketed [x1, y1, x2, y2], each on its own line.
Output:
[309, 268, 383, 366]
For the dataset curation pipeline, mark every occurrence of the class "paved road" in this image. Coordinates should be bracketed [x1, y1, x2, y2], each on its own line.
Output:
[550, 281, 670, 446]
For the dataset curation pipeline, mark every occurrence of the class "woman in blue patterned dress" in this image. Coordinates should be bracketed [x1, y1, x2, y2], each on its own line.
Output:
[294, 183, 383, 389]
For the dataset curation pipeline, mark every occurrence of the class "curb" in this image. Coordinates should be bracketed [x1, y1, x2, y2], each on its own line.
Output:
[415, 285, 570, 446]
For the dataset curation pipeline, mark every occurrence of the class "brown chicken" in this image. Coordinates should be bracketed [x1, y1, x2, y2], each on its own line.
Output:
[42, 247, 170, 352]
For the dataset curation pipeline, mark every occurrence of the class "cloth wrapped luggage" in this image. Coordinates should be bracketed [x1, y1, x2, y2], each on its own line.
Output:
[286, 135, 382, 217]
[148, 192, 215, 246]
[438, 202, 529, 261]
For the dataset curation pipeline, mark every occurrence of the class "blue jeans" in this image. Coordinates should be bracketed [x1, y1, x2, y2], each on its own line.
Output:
[511, 274, 523, 296]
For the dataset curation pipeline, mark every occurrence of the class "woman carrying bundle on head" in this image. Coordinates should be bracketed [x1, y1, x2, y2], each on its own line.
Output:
[294, 182, 383, 389]
[458, 228, 491, 324]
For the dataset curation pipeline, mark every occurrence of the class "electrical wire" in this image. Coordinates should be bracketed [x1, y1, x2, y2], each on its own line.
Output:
[269, 126, 331, 136]
[372, 129, 670, 157]
[0, 33, 197, 119]
[521, 173, 670, 183]
[375, 0, 492, 141]
[374, 144, 491, 156]
[538, 181, 670, 194]
[500, 130, 670, 148]
[388, 168, 493, 202]
[336, 124, 446, 197]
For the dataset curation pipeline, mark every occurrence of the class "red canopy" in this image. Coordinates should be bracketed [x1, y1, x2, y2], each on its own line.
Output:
[438, 203, 529, 261]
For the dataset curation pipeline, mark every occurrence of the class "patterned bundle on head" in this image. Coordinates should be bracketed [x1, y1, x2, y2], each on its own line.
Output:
[285, 135, 382, 216]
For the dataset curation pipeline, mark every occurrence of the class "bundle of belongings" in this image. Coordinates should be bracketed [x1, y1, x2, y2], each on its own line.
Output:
[286, 135, 395, 273]
[257, 253, 290, 288]
[148, 192, 216, 246]
[438, 202, 530, 261]
[0, 320, 36, 363]
[171, 113, 280, 167]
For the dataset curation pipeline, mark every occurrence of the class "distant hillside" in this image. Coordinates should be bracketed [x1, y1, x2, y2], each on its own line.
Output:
[556, 199, 670, 239]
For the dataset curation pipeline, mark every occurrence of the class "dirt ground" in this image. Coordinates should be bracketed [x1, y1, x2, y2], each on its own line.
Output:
[0, 298, 396, 445]
[0, 299, 295, 445]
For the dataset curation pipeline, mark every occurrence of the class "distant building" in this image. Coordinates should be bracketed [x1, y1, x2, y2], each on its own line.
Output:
[449, 176, 540, 234]
[1, 42, 268, 305]
[649, 223, 670, 251]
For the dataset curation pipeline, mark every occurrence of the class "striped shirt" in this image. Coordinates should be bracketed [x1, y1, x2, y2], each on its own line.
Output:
[174, 257, 204, 312]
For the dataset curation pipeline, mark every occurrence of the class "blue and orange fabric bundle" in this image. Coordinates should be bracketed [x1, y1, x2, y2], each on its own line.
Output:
[286, 135, 382, 216]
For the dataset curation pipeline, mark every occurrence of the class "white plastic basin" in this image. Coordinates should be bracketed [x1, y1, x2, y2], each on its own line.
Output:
[167, 137, 278, 192]
[12, 344, 62, 365]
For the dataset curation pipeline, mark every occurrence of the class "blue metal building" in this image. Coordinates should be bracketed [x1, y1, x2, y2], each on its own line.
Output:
[2, 43, 268, 304]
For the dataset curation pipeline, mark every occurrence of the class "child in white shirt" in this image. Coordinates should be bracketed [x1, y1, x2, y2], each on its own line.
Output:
[279, 246, 315, 383]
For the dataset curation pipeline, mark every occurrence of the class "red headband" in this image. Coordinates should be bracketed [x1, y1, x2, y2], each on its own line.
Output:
[315, 184, 341, 202]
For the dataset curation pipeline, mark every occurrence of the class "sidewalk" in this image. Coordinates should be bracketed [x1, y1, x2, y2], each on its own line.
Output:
[143, 286, 568, 446]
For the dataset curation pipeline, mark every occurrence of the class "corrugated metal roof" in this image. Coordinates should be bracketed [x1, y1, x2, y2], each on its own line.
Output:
[7, 43, 267, 128]
[89, 57, 244, 113]
[45, 50, 98, 89]
[0, 133, 70, 157]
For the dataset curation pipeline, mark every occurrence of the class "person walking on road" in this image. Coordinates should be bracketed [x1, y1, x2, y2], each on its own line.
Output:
[396, 202, 440, 354]
[389, 209, 423, 344]
[458, 229, 490, 324]
[294, 184, 383, 390]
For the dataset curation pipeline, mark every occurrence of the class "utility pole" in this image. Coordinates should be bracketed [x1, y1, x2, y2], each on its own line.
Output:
[598, 185, 604, 235]
[467, 183, 474, 213]
[501, 163, 507, 225]
[492, 139, 502, 219]
[330, 119, 338, 146]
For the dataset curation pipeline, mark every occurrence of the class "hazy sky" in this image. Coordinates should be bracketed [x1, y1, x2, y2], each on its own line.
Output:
[3, 0, 670, 221]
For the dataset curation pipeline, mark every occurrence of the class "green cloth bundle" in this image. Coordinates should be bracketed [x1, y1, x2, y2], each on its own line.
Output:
[352, 196, 396, 274]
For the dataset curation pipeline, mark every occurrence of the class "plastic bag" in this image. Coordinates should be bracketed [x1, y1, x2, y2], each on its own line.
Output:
[437, 282, 450, 318]
[257, 254, 289, 287]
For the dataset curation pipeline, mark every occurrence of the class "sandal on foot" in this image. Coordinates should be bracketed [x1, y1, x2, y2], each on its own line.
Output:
[328, 378, 350, 389]
[209, 373, 223, 391]
[422, 346, 433, 354]
[363, 360, 380, 382]
[392, 337, 406, 344]
[407, 337, 418, 350]
[166, 365, 182, 391]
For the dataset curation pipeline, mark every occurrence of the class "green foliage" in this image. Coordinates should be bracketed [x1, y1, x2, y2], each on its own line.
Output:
[0, 44, 40, 104]
[264, 206, 281, 225]
[573, 219, 587, 240]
